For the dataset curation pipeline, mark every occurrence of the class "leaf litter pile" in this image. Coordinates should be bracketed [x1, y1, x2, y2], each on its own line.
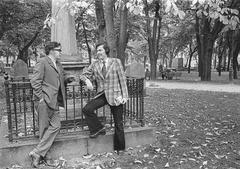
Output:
[8, 88, 240, 169]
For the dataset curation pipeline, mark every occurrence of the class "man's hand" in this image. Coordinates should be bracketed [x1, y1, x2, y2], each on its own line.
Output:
[39, 98, 44, 103]
[66, 76, 75, 83]
[115, 96, 128, 104]
[121, 98, 128, 104]
[85, 79, 94, 91]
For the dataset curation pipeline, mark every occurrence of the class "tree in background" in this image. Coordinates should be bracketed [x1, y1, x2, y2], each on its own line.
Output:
[0, 0, 51, 64]
[192, 0, 240, 81]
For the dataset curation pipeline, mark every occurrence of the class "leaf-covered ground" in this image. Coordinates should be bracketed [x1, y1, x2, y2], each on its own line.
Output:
[7, 88, 240, 169]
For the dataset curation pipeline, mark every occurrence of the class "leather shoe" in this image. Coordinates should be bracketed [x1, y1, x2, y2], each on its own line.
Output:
[89, 127, 106, 138]
[29, 151, 40, 168]
[42, 157, 59, 167]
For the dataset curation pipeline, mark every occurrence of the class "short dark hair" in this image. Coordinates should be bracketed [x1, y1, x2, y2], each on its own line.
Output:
[45, 41, 61, 55]
[96, 42, 110, 55]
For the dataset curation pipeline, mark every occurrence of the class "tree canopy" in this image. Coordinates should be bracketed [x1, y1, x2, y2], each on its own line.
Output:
[0, 0, 240, 81]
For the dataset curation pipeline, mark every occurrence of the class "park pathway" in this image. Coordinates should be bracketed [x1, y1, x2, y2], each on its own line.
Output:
[146, 81, 240, 93]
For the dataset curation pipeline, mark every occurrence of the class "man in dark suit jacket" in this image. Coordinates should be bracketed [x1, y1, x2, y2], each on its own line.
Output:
[29, 42, 74, 168]
[80, 42, 128, 152]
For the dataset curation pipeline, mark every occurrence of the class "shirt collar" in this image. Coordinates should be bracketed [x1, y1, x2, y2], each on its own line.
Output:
[48, 55, 57, 67]
[103, 58, 109, 64]
[48, 55, 56, 63]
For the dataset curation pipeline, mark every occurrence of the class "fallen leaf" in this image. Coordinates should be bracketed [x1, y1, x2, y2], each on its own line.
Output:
[96, 166, 101, 169]
[165, 162, 169, 168]
[134, 160, 143, 164]
[144, 154, 149, 158]
[188, 158, 196, 161]
[155, 148, 161, 153]
[170, 141, 177, 145]
[214, 154, 225, 159]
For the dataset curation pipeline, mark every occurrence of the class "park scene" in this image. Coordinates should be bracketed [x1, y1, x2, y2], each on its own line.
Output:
[0, 0, 240, 168]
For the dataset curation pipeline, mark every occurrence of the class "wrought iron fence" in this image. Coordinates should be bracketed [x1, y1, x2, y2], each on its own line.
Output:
[4, 77, 144, 141]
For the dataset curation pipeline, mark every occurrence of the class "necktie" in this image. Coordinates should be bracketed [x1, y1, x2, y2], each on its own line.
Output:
[102, 60, 107, 77]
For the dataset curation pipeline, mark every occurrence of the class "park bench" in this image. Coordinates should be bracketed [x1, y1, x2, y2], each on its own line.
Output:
[159, 68, 181, 80]
[165, 71, 182, 80]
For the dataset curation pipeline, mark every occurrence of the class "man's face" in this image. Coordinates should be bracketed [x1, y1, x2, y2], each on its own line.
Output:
[52, 47, 62, 61]
[96, 45, 107, 61]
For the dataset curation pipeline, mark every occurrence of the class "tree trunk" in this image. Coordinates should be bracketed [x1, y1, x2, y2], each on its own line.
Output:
[195, 14, 202, 77]
[17, 27, 41, 64]
[143, 0, 161, 80]
[82, 21, 92, 63]
[195, 12, 224, 81]
[150, 57, 157, 79]
[213, 54, 216, 69]
[117, 0, 128, 67]
[169, 51, 174, 68]
[227, 45, 231, 71]
[188, 55, 192, 73]
[218, 55, 222, 76]
[223, 50, 227, 71]
[200, 34, 214, 81]
[231, 30, 240, 79]
[104, 0, 117, 58]
[95, 0, 106, 43]
[217, 37, 223, 76]
[188, 44, 197, 73]
[229, 41, 233, 81]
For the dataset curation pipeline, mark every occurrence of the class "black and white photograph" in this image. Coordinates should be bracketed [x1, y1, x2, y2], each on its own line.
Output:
[0, 0, 240, 168]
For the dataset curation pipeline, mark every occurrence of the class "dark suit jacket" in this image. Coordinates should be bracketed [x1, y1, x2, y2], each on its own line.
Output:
[30, 56, 67, 110]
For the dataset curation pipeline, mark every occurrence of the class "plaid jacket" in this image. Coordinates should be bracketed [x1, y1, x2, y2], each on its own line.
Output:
[81, 58, 128, 106]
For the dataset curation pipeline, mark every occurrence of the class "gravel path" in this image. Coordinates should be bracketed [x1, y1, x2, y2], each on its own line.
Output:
[146, 81, 240, 93]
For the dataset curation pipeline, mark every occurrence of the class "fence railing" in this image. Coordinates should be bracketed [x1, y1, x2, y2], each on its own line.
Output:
[4, 77, 144, 141]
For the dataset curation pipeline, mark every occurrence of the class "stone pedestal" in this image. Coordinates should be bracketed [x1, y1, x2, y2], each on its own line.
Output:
[51, 0, 80, 62]
[51, 0, 90, 117]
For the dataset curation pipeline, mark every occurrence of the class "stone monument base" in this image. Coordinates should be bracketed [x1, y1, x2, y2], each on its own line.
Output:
[61, 61, 89, 78]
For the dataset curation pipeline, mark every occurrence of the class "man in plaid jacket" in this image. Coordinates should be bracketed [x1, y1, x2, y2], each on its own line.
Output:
[80, 42, 128, 152]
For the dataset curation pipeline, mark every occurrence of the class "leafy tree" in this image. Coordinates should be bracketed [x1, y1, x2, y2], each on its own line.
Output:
[0, 0, 51, 64]
[161, 13, 195, 68]
[127, 0, 186, 79]
[191, 0, 240, 81]
[68, 0, 129, 66]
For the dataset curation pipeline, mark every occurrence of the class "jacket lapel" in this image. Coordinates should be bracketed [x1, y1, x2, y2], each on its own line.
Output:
[105, 58, 115, 78]
[96, 61, 104, 79]
[46, 57, 59, 73]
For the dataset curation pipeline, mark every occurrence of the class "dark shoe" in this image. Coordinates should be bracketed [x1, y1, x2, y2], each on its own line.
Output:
[29, 151, 40, 168]
[115, 150, 126, 155]
[89, 127, 106, 138]
[42, 157, 59, 167]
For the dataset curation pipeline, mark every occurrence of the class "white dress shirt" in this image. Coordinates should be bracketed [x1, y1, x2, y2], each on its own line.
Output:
[48, 55, 57, 69]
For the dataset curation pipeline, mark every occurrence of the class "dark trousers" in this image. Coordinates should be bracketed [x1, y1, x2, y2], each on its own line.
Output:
[82, 93, 125, 151]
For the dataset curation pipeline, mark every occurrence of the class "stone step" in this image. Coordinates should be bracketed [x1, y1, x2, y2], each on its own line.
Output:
[0, 116, 155, 168]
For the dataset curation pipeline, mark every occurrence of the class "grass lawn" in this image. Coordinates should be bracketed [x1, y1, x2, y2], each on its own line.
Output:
[6, 88, 238, 169]
[155, 70, 240, 85]
[4, 71, 240, 169]
[33, 88, 239, 169]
